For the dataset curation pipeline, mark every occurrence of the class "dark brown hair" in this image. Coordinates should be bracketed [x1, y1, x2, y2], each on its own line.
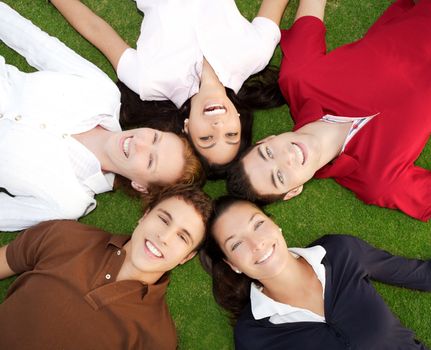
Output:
[199, 196, 260, 323]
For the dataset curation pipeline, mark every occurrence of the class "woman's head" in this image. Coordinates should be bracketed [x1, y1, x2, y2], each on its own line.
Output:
[200, 196, 288, 321]
[113, 129, 204, 197]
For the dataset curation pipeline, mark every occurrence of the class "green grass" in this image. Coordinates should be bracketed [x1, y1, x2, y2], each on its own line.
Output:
[1, 1, 430, 349]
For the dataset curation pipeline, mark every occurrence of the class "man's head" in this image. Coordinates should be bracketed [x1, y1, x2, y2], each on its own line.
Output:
[227, 132, 322, 203]
[125, 185, 212, 284]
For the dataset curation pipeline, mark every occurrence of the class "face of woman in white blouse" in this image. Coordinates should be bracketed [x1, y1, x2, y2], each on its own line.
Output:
[184, 91, 241, 165]
[212, 201, 290, 281]
[107, 128, 185, 193]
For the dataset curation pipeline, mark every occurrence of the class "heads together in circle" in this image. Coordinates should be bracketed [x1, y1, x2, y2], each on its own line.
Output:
[123, 184, 213, 284]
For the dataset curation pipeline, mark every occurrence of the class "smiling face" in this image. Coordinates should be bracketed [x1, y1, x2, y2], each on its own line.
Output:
[184, 91, 241, 165]
[126, 196, 206, 283]
[212, 201, 290, 281]
[242, 132, 322, 200]
[106, 128, 185, 191]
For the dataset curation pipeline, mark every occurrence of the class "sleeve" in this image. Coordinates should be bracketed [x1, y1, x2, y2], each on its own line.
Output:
[280, 16, 326, 69]
[251, 16, 281, 65]
[0, 2, 109, 81]
[5, 221, 60, 274]
[374, 166, 431, 222]
[0, 193, 88, 232]
[342, 235, 431, 291]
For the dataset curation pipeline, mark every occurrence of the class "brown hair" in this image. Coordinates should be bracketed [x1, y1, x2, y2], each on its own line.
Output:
[147, 184, 213, 250]
[114, 134, 205, 199]
[199, 196, 260, 323]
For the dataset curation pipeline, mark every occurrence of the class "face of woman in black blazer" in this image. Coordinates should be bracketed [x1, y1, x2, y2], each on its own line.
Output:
[211, 200, 291, 281]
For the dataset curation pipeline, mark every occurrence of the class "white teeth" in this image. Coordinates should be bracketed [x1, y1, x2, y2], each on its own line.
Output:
[256, 246, 274, 264]
[292, 143, 304, 165]
[123, 137, 131, 158]
[145, 240, 162, 257]
[204, 104, 227, 116]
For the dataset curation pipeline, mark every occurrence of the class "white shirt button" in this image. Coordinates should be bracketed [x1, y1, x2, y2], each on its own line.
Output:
[105, 273, 111, 280]
[0, 113, 3, 118]
[39, 123, 46, 129]
[117, 250, 121, 256]
[15, 115, 22, 121]
[62, 133, 68, 139]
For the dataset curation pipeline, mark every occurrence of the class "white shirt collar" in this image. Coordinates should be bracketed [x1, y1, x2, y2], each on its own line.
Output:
[251, 245, 327, 324]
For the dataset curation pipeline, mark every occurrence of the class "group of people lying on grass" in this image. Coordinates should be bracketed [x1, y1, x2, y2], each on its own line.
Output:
[0, 0, 430, 349]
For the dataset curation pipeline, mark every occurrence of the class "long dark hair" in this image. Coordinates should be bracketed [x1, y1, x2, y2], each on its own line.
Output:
[117, 65, 285, 179]
[199, 196, 260, 324]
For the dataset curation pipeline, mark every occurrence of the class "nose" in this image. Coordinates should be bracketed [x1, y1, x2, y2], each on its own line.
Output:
[157, 228, 175, 246]
[212, 119, 224, 128]
[250, 236, 265, 252]
[134, 135, 154, 152]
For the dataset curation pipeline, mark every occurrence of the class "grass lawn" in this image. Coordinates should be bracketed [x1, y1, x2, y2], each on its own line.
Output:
[1, 0, 430, 349]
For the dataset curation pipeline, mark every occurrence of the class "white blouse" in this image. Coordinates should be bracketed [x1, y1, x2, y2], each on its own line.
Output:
[0, 3, 121, 231]
[118, 0, 281, 108]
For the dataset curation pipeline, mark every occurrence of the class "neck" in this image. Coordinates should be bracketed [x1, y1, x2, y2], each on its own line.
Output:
[72, 126, 113, 171]
[200, 58, 225, 92]
[116, 241, 163, 285]
[298, 120, 351, 168]
[259, 253, 317, 303]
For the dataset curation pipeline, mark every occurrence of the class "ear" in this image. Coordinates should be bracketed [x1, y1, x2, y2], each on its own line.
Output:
[223, 258, 240, 274]
[131, 181, 149, 194]
[183, 118, 189, 134]
[256, 135, 275, 145]
[179, 251, 197, 265]
[283, 185, 303, 201]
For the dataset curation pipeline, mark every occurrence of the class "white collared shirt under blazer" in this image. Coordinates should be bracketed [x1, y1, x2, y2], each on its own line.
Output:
[0, 3, 121, 231]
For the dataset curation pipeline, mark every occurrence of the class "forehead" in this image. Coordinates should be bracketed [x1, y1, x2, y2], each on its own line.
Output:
[151, 196, 205, 240]
[213, 201, 262, 240]
[158, 133, 185, 179]
[242, 147, 280, 197]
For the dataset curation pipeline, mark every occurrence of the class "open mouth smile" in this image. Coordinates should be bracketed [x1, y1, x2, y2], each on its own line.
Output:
[122, 137, 132, 158]
[255, 244, 275, 264]
[204, 104, 227, 116]
[292, 142, 306, 165]
[144, 239, 164, 259]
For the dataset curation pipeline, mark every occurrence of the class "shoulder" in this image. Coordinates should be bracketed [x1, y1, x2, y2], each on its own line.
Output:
[310, 234, 364, 255]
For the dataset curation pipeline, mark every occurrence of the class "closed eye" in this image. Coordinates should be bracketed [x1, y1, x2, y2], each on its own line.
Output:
[231, 241, 242, 251]
[226, 132, 238, 138]
[148, 154, 153, 169]
[254, 220, 264, 230]
[199, 136, 213, 142]
[178, 233, 188, 244]
[153, 132, 158, 144]
[158, 215, 168, 225]
[277, 170, 284, 185]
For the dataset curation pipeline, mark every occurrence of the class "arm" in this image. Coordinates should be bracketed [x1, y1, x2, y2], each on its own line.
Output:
[0, 245, 16, 280]
[49, 0, 129, 70]
[347, 235, 431, 291]
[257, 0, 290, 26]
[0, 2, 108, 80]
[294, 0, 327, 22]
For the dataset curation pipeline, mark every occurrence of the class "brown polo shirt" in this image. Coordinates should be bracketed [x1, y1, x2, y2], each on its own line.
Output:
[0, 220, 177, 350]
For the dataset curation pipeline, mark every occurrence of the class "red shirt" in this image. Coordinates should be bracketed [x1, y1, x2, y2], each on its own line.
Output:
[279, 0, 431, 221]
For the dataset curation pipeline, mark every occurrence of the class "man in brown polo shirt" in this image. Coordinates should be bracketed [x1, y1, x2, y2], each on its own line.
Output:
[0, 185, 212, 350]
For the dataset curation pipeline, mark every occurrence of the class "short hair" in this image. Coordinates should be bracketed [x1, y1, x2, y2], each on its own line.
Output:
[146, 184, 213, 250]
[114, 134, 204, 199]
[226, 150, 284, 205]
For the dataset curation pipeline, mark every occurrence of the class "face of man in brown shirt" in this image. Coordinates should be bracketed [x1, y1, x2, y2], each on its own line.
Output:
[117, 196, 207, 284]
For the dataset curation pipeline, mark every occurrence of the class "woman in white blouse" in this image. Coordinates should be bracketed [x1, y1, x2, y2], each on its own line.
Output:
[50, 0, 289, 173]
[0, 3, 202, 232]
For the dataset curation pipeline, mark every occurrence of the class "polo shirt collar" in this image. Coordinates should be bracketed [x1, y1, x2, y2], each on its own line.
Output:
[251, 245, 326, 321]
